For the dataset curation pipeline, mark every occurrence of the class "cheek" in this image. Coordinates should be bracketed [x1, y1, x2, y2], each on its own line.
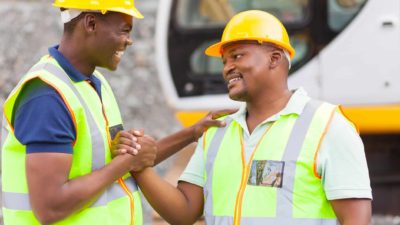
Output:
[239, 60, 263, 76]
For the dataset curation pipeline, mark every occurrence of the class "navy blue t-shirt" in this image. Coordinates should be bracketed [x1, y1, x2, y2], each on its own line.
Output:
[13, 45, 102, 154]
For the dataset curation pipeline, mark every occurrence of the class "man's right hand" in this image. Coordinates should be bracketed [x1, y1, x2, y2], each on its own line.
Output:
[128, 134, 157, 172]
[112, 130, 157, 172]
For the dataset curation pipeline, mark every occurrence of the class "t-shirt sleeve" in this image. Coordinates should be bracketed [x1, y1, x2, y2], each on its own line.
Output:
[13, 78, 75, 154]
[178, 135, 206, 187]
[317, 111, 372, 200]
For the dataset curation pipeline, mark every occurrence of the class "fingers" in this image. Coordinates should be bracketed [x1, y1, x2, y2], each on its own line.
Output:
[210, 109, 238, 119]
[215, 120, 226, 127]
[115, 131, 142, 156]
[128, 135, 157, 172]
[142, 134, 156, 142]
[115, 144, 138, 155]
[129, 128, 144, 137]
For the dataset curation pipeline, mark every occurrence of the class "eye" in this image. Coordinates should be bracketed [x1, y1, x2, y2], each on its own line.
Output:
[233, 54, 243, 60]
[121, 25, 132, 34]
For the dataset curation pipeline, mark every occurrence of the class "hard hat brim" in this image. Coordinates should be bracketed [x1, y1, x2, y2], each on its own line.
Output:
[111, 7, 144, 19]
[205, 38, 295, 59]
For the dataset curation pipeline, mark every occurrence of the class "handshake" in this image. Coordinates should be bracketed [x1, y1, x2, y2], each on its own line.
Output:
[109, 109, 237, 172]
[111, 129, 158, 172]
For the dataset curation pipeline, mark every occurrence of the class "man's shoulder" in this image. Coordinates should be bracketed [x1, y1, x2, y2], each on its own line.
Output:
[18, 78, 58, 102]
[14, 78, 64, 118]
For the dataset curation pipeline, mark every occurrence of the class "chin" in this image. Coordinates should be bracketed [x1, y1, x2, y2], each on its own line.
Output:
[229, 92, 247, 102]
[104, 64, 118, 71]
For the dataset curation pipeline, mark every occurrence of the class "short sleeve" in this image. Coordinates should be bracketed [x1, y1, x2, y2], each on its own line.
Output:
[178, 135, 206, 187]
[317, 112, 372, 200]
[13, 78, 75, 154]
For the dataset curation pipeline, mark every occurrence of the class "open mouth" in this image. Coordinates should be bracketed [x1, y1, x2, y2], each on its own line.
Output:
[228, 77, 242, 84]
[226, 72, 243, 87]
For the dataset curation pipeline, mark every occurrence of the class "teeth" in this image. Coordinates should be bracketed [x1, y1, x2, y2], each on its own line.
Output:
[115, 51, 124, 57]
[229, 77, 242, 84]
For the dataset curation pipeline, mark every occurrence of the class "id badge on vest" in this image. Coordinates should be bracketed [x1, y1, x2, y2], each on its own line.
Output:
[248, 160, 285, 188]
[109, 124, 124, 140]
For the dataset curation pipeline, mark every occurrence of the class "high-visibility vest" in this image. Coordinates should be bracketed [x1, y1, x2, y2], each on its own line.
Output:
[202, 100, 338, 225]
[1, 55, 143, 225]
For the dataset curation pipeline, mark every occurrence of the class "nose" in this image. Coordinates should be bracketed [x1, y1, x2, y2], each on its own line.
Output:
[223, 59, 235, 78]
[126, 37, 133, 46]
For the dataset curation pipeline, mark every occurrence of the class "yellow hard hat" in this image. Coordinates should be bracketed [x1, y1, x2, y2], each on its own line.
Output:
[53, 0, 143, 19]
[205, 10, 295, 59]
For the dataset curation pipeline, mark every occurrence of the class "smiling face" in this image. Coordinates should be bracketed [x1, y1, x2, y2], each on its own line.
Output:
[88, 12, 133, 71]
[221, 41, 276, 102]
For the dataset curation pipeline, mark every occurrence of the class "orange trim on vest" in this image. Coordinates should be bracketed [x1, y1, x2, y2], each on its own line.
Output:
[313, 107, 336, 179]
[3, 110, 14, 133]
[338, 105, 359, 134]
[39, 76, 78, 146]
[118, 178, 135, 225]
[92, 79, 136, 225]
[203, 129, 208, 151]
[3, 76, 79, 146]
[233, 123, 275, 225]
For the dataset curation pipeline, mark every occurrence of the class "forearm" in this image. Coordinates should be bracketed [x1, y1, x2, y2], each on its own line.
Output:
[155, 126, 196, 165]
[331, 199, 371, 225]
[133, 168, 202, 225]
[58, 155, 134, 206]
[28, 154, 135, 224]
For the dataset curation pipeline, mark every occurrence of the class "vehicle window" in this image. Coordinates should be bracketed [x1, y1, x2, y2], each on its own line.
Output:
[190, 40, 223, 75]
[176, 0, 311, 29]
[328, 0, 367, 31]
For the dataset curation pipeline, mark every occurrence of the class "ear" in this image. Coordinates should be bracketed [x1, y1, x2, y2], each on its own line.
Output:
[82, 13, 97, 33]
[269, 50, 283, 69]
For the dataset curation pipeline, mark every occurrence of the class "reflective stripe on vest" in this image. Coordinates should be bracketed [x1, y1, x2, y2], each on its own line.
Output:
[2, 179, 138, 210]
[29, 62, 106, 170]
[204, 216, 337, 225]
[204, 100, 338, 225]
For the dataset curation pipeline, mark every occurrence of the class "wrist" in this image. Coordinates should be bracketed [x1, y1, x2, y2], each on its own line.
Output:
[113, 154, 136, 171]
[131, 167, 152, 180]
[188, 125, 198, 142]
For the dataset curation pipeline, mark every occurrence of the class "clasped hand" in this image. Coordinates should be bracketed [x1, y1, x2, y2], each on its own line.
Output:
[111, 129, 157, 172]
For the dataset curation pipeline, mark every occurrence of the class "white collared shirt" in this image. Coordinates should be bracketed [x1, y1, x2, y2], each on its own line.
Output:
[179, 88, 372, 200]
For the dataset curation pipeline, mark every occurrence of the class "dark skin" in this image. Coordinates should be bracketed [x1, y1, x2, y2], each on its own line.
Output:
[26, 11, 233, 225]
[222, 42, 292, 133]
[110, 111, 237, 225]
[113, 109, 237, 164]
[26, 12, 145, 225]
[58, 12, 133, 75]
[122, 42, 372, 225]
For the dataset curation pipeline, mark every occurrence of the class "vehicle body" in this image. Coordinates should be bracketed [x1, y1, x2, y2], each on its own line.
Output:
[156, 0, 400, 214]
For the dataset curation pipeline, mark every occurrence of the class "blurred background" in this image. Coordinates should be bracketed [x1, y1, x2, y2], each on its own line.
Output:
[0, 0, 180, 224]
[0, 0, 399, 224]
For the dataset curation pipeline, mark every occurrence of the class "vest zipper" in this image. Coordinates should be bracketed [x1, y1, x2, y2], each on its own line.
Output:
[233, 124, 274, 225]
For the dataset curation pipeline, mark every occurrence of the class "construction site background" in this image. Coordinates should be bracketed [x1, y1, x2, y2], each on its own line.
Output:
[0, 1, 398, 225]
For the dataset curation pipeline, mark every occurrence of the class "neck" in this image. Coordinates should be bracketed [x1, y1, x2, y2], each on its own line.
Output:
[58, 36, 95, 76]
[246, 89, 292, 133]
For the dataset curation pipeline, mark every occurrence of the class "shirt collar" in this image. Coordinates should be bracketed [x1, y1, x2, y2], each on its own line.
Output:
[48, 45, 91, 82]
[228, 87, 311, 127]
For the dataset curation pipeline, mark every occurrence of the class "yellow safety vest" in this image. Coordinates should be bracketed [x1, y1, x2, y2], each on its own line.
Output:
[202, 100, 338, 225]
[1, 55, 142, 225]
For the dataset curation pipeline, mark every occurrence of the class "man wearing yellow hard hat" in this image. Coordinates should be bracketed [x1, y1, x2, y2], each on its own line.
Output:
[129, 10, 372, 225]
[1, 1, 230, 224]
